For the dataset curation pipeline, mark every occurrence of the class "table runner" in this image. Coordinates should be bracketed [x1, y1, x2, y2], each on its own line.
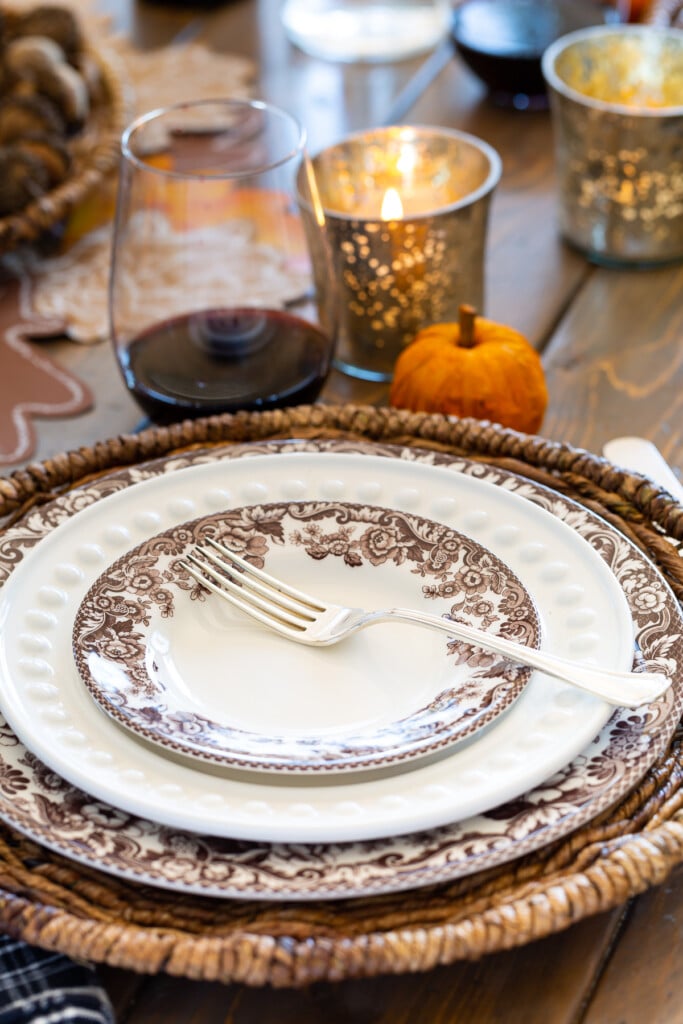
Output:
[0, 404, 682, 986]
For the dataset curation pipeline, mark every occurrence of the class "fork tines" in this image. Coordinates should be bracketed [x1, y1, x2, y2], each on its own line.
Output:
[180, 537, 323, 632]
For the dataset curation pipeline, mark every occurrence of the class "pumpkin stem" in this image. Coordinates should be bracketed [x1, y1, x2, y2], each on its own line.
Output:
[458, 304, 477, 348]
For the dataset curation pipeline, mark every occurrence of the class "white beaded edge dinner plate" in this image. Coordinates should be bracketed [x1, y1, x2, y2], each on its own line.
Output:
[0, 444, 661, 852]
[72, 499, 540, 775]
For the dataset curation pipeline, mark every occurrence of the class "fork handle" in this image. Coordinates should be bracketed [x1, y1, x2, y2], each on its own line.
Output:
[361, 609, 668, 709]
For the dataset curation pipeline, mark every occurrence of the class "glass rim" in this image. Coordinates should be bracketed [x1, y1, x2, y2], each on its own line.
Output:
[120, 97, 307, 179]
[299, 124, 502, 222]
[541, 24, 683, 118]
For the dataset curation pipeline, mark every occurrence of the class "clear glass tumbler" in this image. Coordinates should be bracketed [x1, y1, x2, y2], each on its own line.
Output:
[281, 0, 452, 62]
[109, 98, 337, 425]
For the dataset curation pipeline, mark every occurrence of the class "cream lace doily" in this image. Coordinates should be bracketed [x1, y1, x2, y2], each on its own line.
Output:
[110, 212, 310, 341]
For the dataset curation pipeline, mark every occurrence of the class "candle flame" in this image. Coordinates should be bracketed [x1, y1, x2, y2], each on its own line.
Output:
[381, 187, 403, 221]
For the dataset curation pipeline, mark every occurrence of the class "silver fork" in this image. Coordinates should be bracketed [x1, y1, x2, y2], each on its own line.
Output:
[180, 538, 670, 709]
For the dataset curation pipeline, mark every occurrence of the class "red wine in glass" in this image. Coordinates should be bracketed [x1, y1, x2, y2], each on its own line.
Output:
[119, 307, 333, 425]
[451, 0, 626, 108]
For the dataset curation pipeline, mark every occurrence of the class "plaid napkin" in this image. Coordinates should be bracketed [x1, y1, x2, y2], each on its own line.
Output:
[0, 937, 114, 1024]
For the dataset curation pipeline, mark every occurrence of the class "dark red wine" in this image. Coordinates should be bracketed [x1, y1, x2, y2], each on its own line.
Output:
[118, 308, 333, 425]
[451, 0, 621, 107]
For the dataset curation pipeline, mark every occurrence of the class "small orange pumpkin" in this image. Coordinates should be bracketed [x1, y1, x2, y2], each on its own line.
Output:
[389, 305, 548, 434]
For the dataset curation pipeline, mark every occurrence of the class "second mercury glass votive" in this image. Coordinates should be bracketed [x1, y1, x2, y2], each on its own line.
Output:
[298, 126, 502, 382]
[542, 25, 683, 266]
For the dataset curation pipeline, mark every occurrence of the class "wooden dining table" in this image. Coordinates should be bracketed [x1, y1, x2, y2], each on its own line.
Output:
[2, 0, 683, 1020]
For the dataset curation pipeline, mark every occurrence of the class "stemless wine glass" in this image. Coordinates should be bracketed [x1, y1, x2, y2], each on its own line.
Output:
[109, 98, 337, 425]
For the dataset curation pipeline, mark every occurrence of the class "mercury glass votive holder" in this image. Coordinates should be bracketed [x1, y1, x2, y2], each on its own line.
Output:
[297, 126, 502, 382]
[542, 25, 683, 266]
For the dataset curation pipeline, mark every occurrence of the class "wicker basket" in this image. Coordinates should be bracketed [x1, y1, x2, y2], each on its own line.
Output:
[0, 40, 129, 254]
[1, 405, 683, 987]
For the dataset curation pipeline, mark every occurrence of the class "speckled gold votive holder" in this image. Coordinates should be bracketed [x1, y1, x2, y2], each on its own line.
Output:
[542, 25, 683, 266]
[298, 126, 502, 382]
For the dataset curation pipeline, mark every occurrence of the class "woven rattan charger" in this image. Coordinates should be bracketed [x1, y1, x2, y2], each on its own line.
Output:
[1, 404, 682, 986]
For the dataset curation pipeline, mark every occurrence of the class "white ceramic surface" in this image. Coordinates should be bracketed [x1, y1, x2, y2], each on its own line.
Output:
[73, 500, 540, 774]
[0, 446, 642, 843]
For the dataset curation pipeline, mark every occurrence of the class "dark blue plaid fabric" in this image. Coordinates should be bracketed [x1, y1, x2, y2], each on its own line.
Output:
[0, 937, 114, 1023]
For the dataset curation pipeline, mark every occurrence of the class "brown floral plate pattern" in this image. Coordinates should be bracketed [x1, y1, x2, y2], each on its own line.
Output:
[0, 448, 634, 843]
[0, 441, 680, 901]
[72, 501, 539, 774]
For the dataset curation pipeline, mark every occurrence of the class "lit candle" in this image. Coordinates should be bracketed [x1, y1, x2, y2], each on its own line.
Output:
[378, 185, 427, 324]
[380, 187, 403, 221]
[297, 126, 501, 381]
